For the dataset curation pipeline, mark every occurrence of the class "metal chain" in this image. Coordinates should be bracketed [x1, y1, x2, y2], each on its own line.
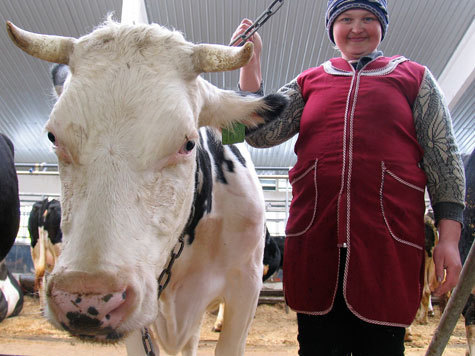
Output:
[141, 327, 156, 356]
[229, 0, 285, 46]
[157, 232, 186, 299]
[141, 232, 186, 355]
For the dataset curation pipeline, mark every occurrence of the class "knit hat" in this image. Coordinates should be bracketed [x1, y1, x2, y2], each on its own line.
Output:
[326, 0, 389, 44]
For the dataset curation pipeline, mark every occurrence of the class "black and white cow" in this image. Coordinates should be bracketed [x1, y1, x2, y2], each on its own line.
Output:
[461, 149, 475, 356]
[28, 198, 62, 307]
[0, 133, 24, 322]
[7, 20, 287, 355]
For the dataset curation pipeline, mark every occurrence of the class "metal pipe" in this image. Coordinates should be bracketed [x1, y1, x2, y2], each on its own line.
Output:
[425, 241, 475, 356]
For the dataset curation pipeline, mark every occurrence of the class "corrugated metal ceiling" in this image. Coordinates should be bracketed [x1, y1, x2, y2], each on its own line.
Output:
[0, 0, 473, 168]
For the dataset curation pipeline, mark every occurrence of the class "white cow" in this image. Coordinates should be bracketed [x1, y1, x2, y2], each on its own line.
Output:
[7, 19, 287, 355]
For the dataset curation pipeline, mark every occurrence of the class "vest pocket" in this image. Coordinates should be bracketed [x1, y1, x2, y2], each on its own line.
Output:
[285, 159, 318, 237]
[380, 161, 425, 250]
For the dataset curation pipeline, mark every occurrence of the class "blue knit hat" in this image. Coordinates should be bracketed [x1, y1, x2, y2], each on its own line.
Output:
[326, 0, 389, 44]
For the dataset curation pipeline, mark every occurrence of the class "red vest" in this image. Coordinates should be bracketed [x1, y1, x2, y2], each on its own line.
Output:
[284, 56, 427, 326]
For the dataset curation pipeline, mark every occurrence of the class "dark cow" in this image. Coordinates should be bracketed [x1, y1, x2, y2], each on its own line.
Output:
[263, 228, 281, 281]
[273, 235, 286, 269]
[0, 134, 20, 261]
[460, 149, 475, 356]
[28, 198, 62, 308]
[0, 133, 24, 322]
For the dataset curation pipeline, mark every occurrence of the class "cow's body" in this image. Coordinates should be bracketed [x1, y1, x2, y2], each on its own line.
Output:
[212, 227, 282, 333]
[7, 20, 287, 355]
[0, 134, 20, 262]
[0, 261, 23, 321]
[28, 198, 62, 308]
[0, 133, 23, 322]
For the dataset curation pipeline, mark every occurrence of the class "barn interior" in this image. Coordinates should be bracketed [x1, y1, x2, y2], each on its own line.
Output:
[1, 0, 473, 260]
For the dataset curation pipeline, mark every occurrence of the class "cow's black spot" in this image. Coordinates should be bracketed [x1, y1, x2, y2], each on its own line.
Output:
[106, 331, 122, 340]
[245, 93, 289, 136]
[229, 145, 246, 168]
[87, 306, 99, 316]
[61, 322, 72, 332]
[75, 297, 82, 304]
[66, 312, 102, 329]
[122, 291, 126, 300]
[102, 294, 113, 303]
[205, 128, 235, 184]
[79, 334, 96, 340]
[184, 135, 213, 245]
[106, 314, 111, 320]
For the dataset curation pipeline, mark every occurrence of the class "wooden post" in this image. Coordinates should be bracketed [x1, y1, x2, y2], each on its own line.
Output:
[425, 242, 475, 356]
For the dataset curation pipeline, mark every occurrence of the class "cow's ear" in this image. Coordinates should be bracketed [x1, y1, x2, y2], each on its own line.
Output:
[197, 83, 287, 130]
[51, 64, 70, 98]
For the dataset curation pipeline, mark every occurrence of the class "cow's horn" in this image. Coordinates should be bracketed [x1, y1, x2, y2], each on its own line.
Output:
[192, 42, 254, 73]
[6, 21, 74, 64]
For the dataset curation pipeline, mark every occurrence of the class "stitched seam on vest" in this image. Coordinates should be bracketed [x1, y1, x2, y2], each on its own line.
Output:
[346, 73, 362, 246]
[380, 162, 424, 250]
[337, 74, 357, 243]
[286, 159, 318, 237]
[323, 60, 353, 76]
[386, 169, 425, 192]
[361, 56, 408, 76]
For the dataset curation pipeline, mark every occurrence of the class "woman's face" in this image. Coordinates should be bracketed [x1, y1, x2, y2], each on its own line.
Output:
[333, 9, 382, 61]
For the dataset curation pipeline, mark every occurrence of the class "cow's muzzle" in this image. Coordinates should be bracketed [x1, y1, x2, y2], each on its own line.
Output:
[47, 271, 135, 342]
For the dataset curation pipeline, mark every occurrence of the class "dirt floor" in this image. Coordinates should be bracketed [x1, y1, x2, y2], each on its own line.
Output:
[0, 295, 468, 355]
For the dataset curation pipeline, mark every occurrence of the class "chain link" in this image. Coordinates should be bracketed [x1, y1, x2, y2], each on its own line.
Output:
[141, 232, 186, 355]
[229, 0, 285, 46]
[157, 232, 185, 299]
[141, 327, 156, 356]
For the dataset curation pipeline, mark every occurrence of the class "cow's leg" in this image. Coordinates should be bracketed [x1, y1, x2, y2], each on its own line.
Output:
[181, 329, 200, 356]
[212, 302, 225, 332]
[215, 274, 261, 356]
[428, 295, 435, 317]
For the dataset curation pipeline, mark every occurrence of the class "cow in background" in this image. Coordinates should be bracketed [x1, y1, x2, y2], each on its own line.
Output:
[28, 198, 62, 308]
[461, 149, 474, 356]
[406, 214, 442, 341]
[0, 133, 24, 322]
[263, 228, 282, 281]
[415, 214, 438, 324]
[7, 19, 287, 356]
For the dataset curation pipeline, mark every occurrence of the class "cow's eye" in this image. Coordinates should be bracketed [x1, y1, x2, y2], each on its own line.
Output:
[185, 140, 195, 152]
[47, 132, 56, 144]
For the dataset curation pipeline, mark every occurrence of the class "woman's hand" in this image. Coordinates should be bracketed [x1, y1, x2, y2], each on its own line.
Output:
[432, 219, 462, 296]
[230, 19, 263, 92]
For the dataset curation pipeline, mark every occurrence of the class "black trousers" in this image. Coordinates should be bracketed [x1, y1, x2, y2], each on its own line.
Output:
[296, 250, 406, 356]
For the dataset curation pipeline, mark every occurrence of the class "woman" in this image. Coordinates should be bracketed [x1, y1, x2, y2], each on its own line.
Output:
[232, 0, 466, 354]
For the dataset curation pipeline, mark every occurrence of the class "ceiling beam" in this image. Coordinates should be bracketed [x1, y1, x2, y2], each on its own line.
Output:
[437, 18, 475, 110]
[121, 0, 149, 25]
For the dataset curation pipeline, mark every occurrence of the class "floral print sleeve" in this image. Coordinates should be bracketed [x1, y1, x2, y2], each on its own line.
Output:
[245, 78, 304, 148]
[413, 68, 466, 223]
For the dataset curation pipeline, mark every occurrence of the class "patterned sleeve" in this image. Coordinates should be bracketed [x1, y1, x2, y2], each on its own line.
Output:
[412, 68, 466, 224]
[245, 78, 305, 148]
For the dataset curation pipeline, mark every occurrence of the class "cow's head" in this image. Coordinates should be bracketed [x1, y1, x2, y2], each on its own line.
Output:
[7, 20, 286, 341]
